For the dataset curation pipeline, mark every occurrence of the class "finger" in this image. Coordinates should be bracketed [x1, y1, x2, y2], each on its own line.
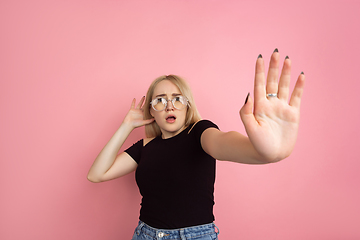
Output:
[266, 49, 280, 95]
[254, 55, 266, 104]
[136, 96, 145, 109]
[240, 94, 258, 132]
[131, 98, 136, 108]
[143, 118, 155, 125]
[278, 56, 291, 101]
[289, 72, 305, 108]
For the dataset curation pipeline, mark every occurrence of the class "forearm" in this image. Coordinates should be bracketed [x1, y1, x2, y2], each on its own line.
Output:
[202, 129, 279, 164]
[87, 122, 133, 181]
[216, 131, 271, 164]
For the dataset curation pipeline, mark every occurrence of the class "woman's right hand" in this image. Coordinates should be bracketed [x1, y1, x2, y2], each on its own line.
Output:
[122, 96, 154, 129]
[88, 97, 151, 183]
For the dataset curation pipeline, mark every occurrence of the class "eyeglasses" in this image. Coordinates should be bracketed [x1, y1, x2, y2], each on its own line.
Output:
[150, 95, 189, 111]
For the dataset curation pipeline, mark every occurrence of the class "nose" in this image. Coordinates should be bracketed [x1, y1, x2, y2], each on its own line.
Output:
[165, 99, 174, 111]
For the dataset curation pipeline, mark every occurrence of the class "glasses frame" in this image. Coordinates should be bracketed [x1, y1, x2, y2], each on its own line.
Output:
[150, 95, 190, 111]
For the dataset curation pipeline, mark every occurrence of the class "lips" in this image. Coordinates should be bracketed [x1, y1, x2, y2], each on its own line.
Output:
[166, 115, 176, 123]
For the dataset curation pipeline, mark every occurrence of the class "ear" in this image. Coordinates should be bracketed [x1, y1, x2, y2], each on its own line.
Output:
[150, 108, 154, 117]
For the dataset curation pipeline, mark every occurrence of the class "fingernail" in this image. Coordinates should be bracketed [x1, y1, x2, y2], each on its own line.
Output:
[258, 54, 262, 59]
[245, 92, 250, 105]
[285, 56, 289, 60]
[301, 71, 304, 75]
[273, 48, 279, 53]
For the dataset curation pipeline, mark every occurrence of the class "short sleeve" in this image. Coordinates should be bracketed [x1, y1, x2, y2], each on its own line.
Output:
[124, 139, 143, 164]
[191, 120, 219, 143]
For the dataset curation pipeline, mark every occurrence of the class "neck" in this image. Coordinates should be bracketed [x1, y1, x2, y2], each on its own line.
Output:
[161, 125, 187, 139]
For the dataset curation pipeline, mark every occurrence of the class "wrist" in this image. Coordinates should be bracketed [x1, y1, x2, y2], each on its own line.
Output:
[120, 121, 135, 133]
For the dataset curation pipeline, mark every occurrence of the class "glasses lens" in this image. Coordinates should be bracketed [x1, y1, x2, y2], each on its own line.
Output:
[173, 96, 187, 110]
[152, 98, 166, 111]
[151, 96, 188, 111]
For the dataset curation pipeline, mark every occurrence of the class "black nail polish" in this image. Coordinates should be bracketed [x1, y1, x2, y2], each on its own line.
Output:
[258, 54, 262, 59]
[245, 92, 250, 104]
[301, 71, 304, 75]
[274, 48, 279, 53]
[285, 56, 289, 60]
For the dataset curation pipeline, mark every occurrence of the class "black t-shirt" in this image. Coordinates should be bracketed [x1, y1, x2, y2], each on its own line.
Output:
[125, 120, 219, 229]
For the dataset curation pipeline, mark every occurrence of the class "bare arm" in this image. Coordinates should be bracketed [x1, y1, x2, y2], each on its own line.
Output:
[87, 97, 154, 183]
[201, 129, 267, 164]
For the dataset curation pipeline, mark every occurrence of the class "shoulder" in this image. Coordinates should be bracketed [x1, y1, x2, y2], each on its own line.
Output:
[188, 119, 219, 134]
[143, 137, 156, 146]
[124, 137, 156, 163]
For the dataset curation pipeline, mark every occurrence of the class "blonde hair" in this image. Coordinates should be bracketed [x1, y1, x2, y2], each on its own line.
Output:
[143, 75, 202, 138]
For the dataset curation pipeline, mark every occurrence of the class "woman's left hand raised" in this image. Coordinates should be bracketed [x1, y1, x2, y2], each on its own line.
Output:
[239, 49, 305, 162]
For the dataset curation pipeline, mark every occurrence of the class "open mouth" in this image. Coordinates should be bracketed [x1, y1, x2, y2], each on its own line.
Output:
[166, 115, 176, 122]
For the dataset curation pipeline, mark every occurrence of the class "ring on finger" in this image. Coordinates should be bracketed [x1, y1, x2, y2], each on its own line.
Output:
[266, 93, 278, 98]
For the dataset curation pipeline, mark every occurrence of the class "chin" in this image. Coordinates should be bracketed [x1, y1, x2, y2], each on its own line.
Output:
[161, 122, 186, 135]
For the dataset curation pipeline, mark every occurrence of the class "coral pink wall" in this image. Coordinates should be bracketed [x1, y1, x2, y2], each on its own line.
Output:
[1, 0, 360, 239]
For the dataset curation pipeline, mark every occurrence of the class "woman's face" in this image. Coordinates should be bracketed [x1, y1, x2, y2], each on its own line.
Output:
[150, 80, 188, 139]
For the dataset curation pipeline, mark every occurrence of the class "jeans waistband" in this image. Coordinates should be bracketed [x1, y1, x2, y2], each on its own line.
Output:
[136, 221, 219, 240]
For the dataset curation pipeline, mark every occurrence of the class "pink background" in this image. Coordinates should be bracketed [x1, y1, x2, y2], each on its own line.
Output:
[1, 0, 360, 239]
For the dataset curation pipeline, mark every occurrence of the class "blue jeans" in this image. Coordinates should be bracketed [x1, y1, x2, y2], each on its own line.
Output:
[131, 221, 220, 240]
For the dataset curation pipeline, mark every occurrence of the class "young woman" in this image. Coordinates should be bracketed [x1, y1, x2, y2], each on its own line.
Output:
[87, 49, 305, 239]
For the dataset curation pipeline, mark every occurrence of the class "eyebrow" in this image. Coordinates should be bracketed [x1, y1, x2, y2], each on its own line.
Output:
[155, 93, 182, 98]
